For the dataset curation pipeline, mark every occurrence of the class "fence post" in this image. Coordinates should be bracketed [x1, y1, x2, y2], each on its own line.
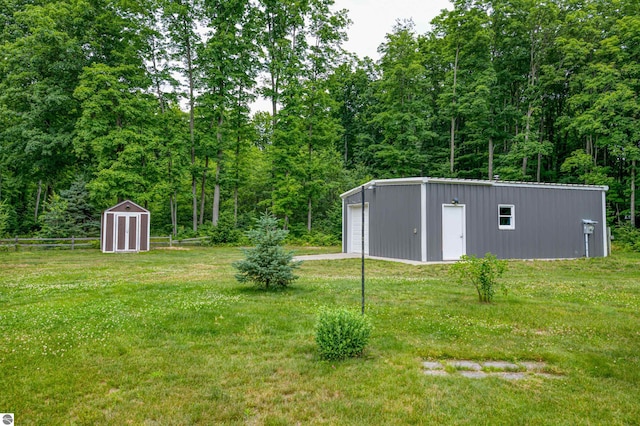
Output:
[169, 234, 172, 247]
[71, 235, 75, 250]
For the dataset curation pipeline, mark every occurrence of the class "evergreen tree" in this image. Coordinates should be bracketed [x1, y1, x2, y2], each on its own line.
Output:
[232, 212, 301, 289]
[59, 177, 99, 236]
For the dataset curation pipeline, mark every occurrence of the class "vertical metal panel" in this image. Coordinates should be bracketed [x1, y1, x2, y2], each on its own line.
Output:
[341, 199, 346, 253]
[420, 183, 427, 261]
[425, 182, 605, 260]
[345, 185, 421, 260]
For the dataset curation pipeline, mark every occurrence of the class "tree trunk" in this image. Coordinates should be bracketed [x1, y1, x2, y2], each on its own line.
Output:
[631, 159, 636, 227]
[536, 153, 542, 182]
[450, 43, 459, 175]
[233, 133, 240, 227]
[186, 27, 197, 232]
[212, 152, 222, 226]
[212, 114, 224, 227]
[233, 186, 238, 227]
[34, 179, 42, 221]
[170, 191, 177, 237]
[307, 121, 313, 232]
[199, 156, 208, 225]
[151, 37, 166, 114]
[488, 136, 494, 180]
[522, 103, 534, 177]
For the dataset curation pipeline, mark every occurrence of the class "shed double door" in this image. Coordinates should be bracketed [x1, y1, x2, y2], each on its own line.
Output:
[115, 214, 140, 252]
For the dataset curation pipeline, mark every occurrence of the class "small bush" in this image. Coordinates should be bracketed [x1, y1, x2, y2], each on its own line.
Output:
[450, 253, 508, 303]
[206, 213, 244, 245]
[315, 308, 372, 361]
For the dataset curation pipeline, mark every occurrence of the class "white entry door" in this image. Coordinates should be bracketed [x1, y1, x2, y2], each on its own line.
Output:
[349, 204, 369, 254]
[442, 204, 466, 260]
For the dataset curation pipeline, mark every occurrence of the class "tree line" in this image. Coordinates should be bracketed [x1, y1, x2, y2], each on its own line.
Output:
[1, 0, 638, 240]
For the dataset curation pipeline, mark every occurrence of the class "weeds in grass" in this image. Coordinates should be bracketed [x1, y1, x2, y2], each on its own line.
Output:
[1, 248, 639, 424]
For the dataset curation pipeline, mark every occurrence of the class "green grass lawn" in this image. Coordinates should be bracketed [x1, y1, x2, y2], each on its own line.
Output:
[1, 247, 639, 425]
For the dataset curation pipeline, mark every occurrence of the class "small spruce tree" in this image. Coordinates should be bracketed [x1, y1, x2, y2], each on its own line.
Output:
[232, 212, 301, 289]
[60, 177, 99, 236]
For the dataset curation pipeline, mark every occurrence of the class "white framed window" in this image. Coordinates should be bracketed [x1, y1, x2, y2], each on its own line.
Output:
[498, 204, 515, 230]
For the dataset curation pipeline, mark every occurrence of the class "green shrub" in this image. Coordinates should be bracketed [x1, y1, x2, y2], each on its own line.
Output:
[0, 200, 9, 238]
[232, 212, 301, 289]
[612, 225, 640, 252]
[206, 213, 244, 245]
[450, 253, 508, 303]
[315, 308, 372, 361]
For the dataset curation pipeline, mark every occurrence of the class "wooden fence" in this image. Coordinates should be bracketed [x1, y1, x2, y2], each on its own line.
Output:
[0, 236, 211, 251]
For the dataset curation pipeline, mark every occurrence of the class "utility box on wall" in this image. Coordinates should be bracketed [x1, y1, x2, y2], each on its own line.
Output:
[101, 200, 150, 253]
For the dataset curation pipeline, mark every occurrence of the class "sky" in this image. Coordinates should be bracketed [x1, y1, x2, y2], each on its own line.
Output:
[336, 0, 452, 60]
[251, 0, 452, 112]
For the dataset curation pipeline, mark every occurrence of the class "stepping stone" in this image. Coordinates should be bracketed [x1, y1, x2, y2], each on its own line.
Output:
[459, 370, 487, 378]
[493, 372, 527, 380]
[449, 360, 482, 371]
[422, 361, 444, 370]
[423, 370, 449, 376]
[520, 361, 546, 371]
[482, 361, 520, 370]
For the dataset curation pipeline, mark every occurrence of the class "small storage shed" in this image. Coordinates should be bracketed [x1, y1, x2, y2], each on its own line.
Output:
[341, 177, 608, 262]
[101, 200, 150, 253]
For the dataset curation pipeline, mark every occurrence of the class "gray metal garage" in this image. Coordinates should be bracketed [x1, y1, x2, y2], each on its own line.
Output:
[341, 177, 608, 261]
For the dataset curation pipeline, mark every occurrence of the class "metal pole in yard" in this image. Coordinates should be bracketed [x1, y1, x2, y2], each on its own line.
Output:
[361, 185, 365, 315]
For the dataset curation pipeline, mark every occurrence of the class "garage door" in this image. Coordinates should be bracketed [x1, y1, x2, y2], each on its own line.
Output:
[349, 204, 369, 254]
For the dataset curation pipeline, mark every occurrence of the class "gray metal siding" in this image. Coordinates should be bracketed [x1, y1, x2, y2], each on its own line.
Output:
[425, 183, 605, 260]
[344, 185, 422, 260]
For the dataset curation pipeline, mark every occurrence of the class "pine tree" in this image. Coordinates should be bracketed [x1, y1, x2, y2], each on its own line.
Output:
[232, 212, 301, 289]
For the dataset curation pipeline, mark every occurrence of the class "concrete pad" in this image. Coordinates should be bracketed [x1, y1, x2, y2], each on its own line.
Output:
[422, 361, 444, 370]
[293, 253, 359, 261]
[449, 360, 482, 371]
[482, 361, 520, 370]
[459, 371, 488, 378]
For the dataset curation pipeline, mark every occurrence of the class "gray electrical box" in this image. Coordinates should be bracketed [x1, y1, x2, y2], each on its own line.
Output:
[582, 219, 598, 235]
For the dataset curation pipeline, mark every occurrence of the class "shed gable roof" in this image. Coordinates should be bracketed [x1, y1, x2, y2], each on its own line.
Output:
[104, 200, 149, 213]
